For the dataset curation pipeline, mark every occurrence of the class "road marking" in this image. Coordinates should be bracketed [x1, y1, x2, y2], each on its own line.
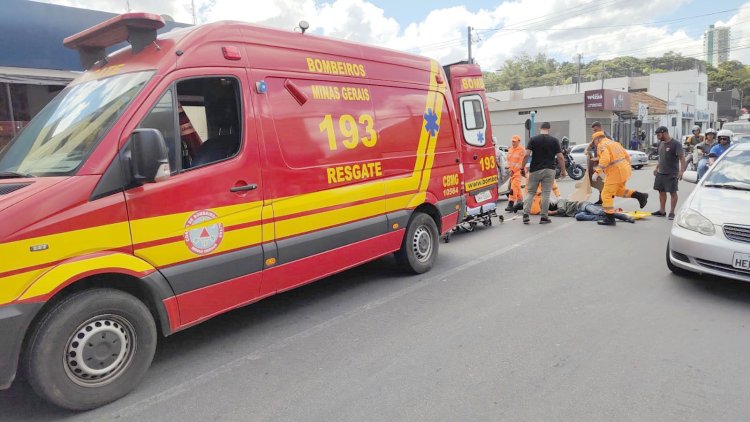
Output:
[110, 221, 575, 419]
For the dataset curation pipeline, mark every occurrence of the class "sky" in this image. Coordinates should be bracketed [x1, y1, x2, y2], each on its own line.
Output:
[33, 0, 750, 71]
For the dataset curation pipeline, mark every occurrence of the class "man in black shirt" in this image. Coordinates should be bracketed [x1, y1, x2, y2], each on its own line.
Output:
[651, 126, 685, 220]
[520, 122, 566, 224]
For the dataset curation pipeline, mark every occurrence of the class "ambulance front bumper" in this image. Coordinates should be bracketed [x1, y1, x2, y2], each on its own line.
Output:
[0, 302, 42, 390]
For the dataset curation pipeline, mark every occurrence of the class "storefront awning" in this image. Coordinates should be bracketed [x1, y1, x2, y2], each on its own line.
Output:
[0, 67, 78, 86]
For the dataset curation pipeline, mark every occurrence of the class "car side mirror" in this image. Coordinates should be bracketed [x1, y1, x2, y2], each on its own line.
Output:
[130, 128, 170, 184]
[682, 170, 698, 183]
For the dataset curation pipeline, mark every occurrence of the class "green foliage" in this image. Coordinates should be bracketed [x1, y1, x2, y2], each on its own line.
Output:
[483, 51, 723, 93]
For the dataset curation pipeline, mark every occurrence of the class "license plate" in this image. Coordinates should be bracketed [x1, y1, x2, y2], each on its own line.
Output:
[733, 252, 750, 270]
[474, 190, 492, 203]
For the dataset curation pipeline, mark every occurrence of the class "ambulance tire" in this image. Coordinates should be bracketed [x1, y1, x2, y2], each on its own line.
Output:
[396, 213, 439, 274]
[25, 288, 157, 411]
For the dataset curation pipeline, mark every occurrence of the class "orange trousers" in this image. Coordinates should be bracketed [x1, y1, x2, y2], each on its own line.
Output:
[509, 169, 523, 202]
[601, 182, 634, 214]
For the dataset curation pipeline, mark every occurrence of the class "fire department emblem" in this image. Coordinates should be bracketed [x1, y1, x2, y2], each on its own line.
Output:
[184, 210, 224, 255]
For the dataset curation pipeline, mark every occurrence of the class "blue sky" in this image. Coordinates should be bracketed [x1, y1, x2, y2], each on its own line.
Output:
[38, 0, 750, 67]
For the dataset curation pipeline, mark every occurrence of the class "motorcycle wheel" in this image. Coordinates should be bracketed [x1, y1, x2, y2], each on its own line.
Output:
[569, 164, 585, 180]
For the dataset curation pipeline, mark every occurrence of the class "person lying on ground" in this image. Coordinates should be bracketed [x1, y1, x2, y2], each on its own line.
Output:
[513, 198, 634, 223]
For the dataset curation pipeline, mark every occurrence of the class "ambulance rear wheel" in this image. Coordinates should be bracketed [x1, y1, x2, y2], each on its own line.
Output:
[25, 288, 157, 411]
[396, 213, 439, 274]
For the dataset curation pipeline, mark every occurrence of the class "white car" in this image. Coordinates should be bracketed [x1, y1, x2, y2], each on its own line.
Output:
[569, 143, 649, 169]
[667, 142, 750, 282]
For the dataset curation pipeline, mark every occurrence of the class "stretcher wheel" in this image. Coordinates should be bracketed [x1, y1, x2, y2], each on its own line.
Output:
[483, 218, 492, 227]
[498, 215, 504, 222]
[442, 232, 451, 243]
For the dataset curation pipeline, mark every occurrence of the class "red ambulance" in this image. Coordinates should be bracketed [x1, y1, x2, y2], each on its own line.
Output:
[0, 13, 492, 409]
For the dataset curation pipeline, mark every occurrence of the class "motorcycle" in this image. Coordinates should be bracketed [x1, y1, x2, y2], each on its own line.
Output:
[556, 148, 585, 180]
[647, 146, 659, 160]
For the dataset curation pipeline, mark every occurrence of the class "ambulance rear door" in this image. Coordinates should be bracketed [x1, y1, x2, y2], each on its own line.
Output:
[446, 63, 498, 211]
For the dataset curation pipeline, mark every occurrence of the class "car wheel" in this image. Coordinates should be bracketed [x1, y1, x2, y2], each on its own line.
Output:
[633, 165, 643, 170]
[396, 212, 439, 274]
[25, 288, 157, 411]
[666, 242, 691, 277]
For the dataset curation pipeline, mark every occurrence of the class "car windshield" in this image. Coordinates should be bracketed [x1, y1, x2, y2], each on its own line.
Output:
[703, 149, 750, 190]
[0, 70, 153, 177]
[722, 123, 750, 134]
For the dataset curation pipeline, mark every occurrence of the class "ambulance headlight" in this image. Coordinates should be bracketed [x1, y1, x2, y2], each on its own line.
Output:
[676, 208, 715, 236]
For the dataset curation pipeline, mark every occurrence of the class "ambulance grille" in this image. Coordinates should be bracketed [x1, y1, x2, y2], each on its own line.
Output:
[0, 183, 30, 195]
[724, 224, 750, 244]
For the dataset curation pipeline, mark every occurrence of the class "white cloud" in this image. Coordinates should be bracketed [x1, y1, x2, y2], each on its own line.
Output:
[33, 0, 750, 70]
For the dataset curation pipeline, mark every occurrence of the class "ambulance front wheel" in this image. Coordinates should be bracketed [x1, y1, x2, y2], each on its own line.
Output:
[24, 288, 157, 411]
[396, 212, 439, 274]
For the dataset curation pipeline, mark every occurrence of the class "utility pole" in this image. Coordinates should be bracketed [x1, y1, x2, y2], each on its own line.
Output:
[576, 53, 582, 93]
[467, 26, 473, 64]
[192, 0, 197, 25]
[601, 64, 605, 89]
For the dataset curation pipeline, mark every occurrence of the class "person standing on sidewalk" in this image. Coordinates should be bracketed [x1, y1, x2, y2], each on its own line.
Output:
[591, 131, 649, 226]
[652, 126, 686, 220]
[520, 122, 566, 224]
[504, 135, 525, 212]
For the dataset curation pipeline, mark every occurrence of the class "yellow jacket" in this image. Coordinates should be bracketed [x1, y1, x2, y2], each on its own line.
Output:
[596, 135, 631, 184]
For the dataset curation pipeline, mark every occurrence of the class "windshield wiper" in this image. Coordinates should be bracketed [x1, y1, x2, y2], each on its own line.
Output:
[0, 171, 35, 179]
[704, 182, 750, 191]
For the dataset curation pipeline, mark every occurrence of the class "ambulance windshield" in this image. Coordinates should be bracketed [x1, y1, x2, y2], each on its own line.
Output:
[0, 70, 153, 177]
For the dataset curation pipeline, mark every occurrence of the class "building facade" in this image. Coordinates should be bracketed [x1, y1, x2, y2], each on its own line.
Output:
[0, 0, 188, 150]
[704, 24, 731, 67]
[487, 69, 714, 147]
[708, 88, 741, 122]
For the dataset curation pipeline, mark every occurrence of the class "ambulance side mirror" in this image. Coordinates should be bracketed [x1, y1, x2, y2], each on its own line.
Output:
[130, 129, 170, 184]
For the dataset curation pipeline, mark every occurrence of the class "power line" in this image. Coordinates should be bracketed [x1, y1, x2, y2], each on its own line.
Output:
[475, 6, 747, 34]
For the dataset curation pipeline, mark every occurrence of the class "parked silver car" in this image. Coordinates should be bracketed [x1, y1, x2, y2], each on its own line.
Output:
[667, 142, 750, 282]
[569, 143, 648, 169]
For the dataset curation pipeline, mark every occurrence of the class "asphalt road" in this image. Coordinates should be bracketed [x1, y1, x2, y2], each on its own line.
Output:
[4, 164, 750, 421]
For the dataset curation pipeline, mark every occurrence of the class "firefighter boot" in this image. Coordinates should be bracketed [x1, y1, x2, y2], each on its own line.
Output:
[597, 213, 616, 226]
[632, 191, 649, 209]
[504, 201, 514, 212]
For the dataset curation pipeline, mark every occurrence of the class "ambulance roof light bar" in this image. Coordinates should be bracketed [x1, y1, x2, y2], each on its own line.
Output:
[63, 13, 166, 70]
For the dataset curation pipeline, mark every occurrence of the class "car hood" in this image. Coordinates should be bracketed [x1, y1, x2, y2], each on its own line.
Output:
[0, 177, 68, 213]
[688, 185, 750, 226]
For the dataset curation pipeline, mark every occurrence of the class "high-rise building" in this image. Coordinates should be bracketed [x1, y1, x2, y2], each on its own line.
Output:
[704, 24, 731, 67]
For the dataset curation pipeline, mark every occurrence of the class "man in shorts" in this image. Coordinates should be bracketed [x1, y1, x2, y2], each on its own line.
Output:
[652, 126, 686, 220]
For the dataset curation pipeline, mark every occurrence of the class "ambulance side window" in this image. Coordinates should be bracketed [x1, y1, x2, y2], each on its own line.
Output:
[138, 89, 179, 171]
[459, 94, 486, 147]
[176, 77, 242, 170]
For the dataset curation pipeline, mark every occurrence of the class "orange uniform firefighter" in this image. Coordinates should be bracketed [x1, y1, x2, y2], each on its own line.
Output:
[592, 131, 648, 225]
[510, 179, 560, 215]
[504, 135, 525, 211]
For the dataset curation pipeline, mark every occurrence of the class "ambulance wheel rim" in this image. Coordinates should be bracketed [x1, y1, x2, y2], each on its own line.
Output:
[412, 226, 433, 262]
[63, 314, 136, 387]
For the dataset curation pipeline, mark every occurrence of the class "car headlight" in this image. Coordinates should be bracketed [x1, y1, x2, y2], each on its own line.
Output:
[676, 208, 715, 236]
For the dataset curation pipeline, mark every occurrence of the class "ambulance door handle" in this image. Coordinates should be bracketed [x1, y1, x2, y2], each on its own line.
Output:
[230, 183, 258, 193]
[473, 154, 478, 160]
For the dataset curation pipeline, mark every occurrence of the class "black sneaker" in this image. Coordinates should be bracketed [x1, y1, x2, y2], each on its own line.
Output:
[504, 201, 514, 212]
[539, 217, 551, 224]
[522, 214, 530, 224]
[597, 214, 616, 226]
